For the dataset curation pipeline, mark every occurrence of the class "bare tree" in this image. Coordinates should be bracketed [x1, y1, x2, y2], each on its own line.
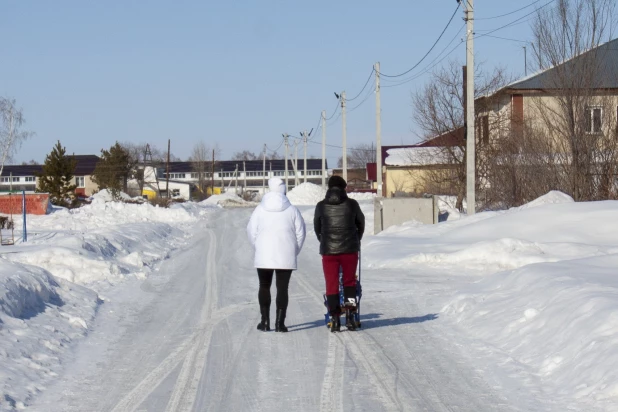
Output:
[336, 143, 376, 168]
[189, 142, 221, 199]
[232, 150, 258, 161]
[267, 151, 283, 160]
[411, 61, 512, 209]
[524, 0, 618, 201]
[0, 98, 33, 176]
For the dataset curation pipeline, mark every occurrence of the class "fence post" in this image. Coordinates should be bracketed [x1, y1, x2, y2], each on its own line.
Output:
[22, 191, 27, 242]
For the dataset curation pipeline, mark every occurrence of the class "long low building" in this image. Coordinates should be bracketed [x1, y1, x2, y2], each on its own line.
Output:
[0, 155, 100, 196]
[142, 159, 329, 199]
[1, 157, 329, 201]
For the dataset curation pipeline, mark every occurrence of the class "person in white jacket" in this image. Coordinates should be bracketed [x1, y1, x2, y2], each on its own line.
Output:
[247, 177, 306, 332]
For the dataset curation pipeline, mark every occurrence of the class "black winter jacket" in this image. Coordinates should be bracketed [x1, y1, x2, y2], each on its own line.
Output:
[314, 187, 365, 255]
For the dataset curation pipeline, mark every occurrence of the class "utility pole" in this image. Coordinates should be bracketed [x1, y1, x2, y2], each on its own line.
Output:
[235, 164, 239, 195]
[211, 149, 215, 196]
[375, 62, 382, 197]
[465, 0, 476, 214]
[243, 161, 246, 196]
[523, 45, 527, 76]
[294, 140, 299, 187]
[262, 144, 266, 194]
[283, 134, 289, 192]
[303, 131, 308, 184]
[321, 110, 326, 189]
[341, 91, 347, 181]
[165, 139, 170, 199]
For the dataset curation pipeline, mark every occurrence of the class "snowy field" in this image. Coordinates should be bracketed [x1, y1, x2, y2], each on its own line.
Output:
[1, 185, 617, 411]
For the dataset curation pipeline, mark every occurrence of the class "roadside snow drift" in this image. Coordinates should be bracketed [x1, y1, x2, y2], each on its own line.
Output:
[0, 197, 218, 410]
[364, 191, 618, 407]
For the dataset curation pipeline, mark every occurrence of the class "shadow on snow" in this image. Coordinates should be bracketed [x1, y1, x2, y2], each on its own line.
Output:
[287, 313, 438, 332]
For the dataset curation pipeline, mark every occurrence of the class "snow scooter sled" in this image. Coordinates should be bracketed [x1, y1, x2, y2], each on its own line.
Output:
[323, 250, 362, 331]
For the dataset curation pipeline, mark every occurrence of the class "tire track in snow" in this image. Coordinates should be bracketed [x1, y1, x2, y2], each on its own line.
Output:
[110, 229, 222, 412]
[205, 322, 258, 412]
[318, 333, 345, 412]
[295, 275, 402, 411]
[294, 276, 347, 412]
[165, 228, 219, 412]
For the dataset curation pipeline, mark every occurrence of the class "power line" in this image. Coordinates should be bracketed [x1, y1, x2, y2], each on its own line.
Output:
[378, 3, 461, 78]
[346, 68, 375, 101]
[382, 34, 464, 89]
[475, 0, 556, 40]
[475, 0, 543, 20]
[325, 99, 340, 121]
[308, 140, 377, 153]
[380, 23, 465, 87]
[481, 34, 531, 44]
[348, 86, 376, 112]
[266, 139, 284, 153]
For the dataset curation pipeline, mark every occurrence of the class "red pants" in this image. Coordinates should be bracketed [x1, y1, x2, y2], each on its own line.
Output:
[322, 253, 358, 295]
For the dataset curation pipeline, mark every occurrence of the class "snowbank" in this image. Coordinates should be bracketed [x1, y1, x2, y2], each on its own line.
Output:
[0, 197, 220, 409]
[363, 191, 618, 406]
[90, 189, 137, 204]
[0, 263, 99, 410]
[200, 192, 256, 208]
[287, 182, 375, 205]
[287, 183, 326, 205]
[443, 256, 618, 405]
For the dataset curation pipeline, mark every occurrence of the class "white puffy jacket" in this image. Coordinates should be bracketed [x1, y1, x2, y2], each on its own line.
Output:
[246, 179, 306, 270]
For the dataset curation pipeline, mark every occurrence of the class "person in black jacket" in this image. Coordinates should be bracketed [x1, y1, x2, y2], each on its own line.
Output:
[314, 175, 365, 332]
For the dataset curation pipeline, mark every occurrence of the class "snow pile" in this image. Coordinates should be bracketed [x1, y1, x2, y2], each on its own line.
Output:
[348, 192, 375, 201]
[363, 191, 618, 406]
[90, 189, 137, 203]
[443, 256, 618, 404]
[0, 262, 99, 410]
[287, 183, 326, 205]
[287, 182, 375, 205]
[512, 190, 574, 211]
[385, 147, 462, 166]
[201, 192, 255, 208]
[0, 197, 220, 409]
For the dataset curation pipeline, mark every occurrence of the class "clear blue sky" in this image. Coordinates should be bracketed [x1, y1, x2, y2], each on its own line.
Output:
[1, 0, 542, 165]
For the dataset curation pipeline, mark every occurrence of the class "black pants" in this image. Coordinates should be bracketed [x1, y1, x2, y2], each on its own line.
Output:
[257, 269, 292, 310]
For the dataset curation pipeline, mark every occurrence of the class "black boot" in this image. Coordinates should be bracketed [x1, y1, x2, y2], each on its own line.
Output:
[257, 306, 270, 331]
[330, 314, 341, 333]
[275, 309, 288, 332]
[343, 286, 357, 309]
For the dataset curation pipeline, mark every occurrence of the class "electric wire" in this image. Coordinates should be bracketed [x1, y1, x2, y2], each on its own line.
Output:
[475, 0, 556, 40]
[475, 0, 543, 20]
[346, 68, 376, 101]
[378, 3, 461, 78]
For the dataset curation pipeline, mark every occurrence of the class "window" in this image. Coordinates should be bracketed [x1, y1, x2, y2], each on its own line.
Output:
[246, 171, 264, 177]
[76, 176, 85, 188]
[25, 176, 36, 182]
[172, 189, 180, 197]
[477, 115, 489, 145]
[585, 107, 602, 134]
[12, 177, 19, 182]
[0, 177, 9, 183]
[307, 170, 322, 176]
[218, 172, 234, 178]
[165, 173, 185, 179]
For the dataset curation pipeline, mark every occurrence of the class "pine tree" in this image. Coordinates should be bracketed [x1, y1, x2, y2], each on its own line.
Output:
[37, 141, 77, 207]
[91, 142, 133, 200]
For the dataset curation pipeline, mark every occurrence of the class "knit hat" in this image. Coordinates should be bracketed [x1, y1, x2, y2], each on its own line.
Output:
[328, 175, 347, 189]
[268, 177, 286, 194]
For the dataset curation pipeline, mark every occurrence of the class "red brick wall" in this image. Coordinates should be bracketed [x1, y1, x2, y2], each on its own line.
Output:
[0, 194, 50, 215]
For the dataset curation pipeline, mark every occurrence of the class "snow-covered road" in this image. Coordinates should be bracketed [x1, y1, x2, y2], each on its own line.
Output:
[28, 207, 576, 412]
